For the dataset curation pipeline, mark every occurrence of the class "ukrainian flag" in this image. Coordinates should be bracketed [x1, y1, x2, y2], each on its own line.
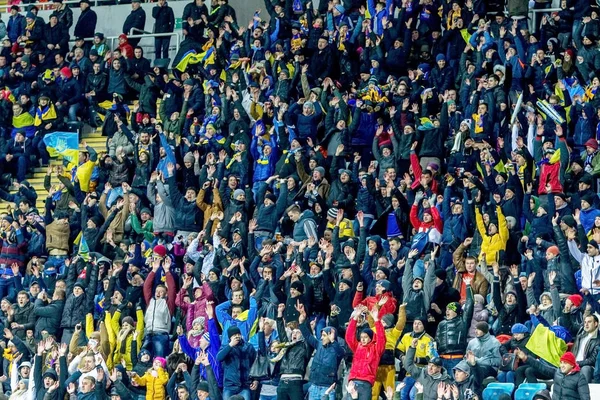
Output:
[175, 47, 215, 72]
[34, 104, 58, 127]
[43, 131, 79, 169]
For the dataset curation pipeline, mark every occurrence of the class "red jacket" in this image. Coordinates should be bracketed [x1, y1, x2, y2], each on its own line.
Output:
[538, 161, 562, 194]
[352, 291, 398, 317]
[409, 204, 443, 233]
[410, 152, 439, 193]
[346, 319, 386, 384]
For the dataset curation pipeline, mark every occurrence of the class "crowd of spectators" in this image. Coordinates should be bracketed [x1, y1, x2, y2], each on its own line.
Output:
[0, 0, 600, 400]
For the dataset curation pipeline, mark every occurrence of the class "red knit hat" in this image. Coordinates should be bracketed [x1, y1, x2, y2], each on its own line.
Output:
[153, 244, 167, 258]
[585, 138, 599, 150]
[559, 352, 578, 369]
[60, 67, 72, 79]
[546, 246, 559, 257]
[567, 294, 583, 308]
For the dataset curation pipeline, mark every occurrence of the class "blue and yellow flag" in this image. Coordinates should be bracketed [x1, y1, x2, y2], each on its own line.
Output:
[43, 131, 79, 169]
[34, 104, 58, 127]
[78, 235, 90, 262]
[175, 47, 215, 72]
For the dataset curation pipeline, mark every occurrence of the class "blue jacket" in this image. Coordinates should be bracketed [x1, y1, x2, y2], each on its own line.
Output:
[299, 322, 344, 386]
[250, 134, 278, 183]
[289, 101, 322, 140]
[7, 14, 23, 44]
[351, 107, 376, 146]
[215, 297, 258, 343]
[441, 186, 470, 245]
[179, 317, 223, 387]
[216, 340, 256, 392]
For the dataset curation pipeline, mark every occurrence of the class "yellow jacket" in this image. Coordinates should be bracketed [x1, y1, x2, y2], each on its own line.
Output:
[133, 367, 169, 400]
[326, 218, 355, 239]
[106, 309, 145, 370]
[383, 304, 407, 351]
[396, 332, 434, 372]
[475, 206, 509, 265]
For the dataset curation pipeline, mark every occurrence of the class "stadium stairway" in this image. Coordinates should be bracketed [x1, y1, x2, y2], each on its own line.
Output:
[0, 125, 107, 215]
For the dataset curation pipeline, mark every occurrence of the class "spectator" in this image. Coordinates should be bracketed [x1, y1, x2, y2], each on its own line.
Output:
[152, 0, 175, 60]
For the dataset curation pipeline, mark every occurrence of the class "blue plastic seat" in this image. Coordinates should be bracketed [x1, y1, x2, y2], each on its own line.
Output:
[514, 383, 547, 400]
[482, 383, 515, 400]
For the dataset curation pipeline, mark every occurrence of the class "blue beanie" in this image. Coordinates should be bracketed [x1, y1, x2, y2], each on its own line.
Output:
[418, 63, 430, 73]
[436, 54, 446, 62]
[511, 323, 529, 334]
[376, 279, 391, 292]
[26, 12, 35, 19]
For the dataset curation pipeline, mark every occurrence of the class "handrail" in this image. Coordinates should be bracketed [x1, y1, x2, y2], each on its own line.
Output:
[130, 27, 152, 36]
[527, 8, 563, 33]
[69, 31, 180, 66]
[4, 0, 115, 11]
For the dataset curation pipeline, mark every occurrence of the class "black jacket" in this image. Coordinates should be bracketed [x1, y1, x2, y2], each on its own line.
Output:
[152, 3, 175, 33]
[33, 298, 65, 337]
[527, 357, 590, 400]
[43, 22, 69, 54]
[74, 8, 97, 39]
[435, 285, 474, 355]
[276, 317, 310, 376]
[123, 7, 146, 35]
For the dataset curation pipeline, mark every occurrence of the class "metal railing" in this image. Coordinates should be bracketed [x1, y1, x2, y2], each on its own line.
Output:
[69, 31, 180, 66]
[5, 0, 189, 12]
[528, 7, 564, 33]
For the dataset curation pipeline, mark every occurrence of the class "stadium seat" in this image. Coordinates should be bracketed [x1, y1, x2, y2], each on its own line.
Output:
[482, 382, 515, 400]
[515, 383, 547, 400]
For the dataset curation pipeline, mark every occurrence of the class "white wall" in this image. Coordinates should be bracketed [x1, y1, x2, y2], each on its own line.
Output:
[35, 0, 265, 62]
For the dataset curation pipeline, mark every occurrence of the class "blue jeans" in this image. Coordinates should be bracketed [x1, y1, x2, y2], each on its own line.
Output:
[223, 388, 251, 400]
[351, 380, 372, 400]
[142, 333, 170, 357]
[497, 371, 515, 383]
[47, 255, 67, 275]
[442, 358, 462, 380]
[400, 376, 415, 400]
[155, 37, 171, 59]
[68, 103, 81, 122]
[352, 217, 374, 237]
[106, 187, 124, 208]
[308, 384, 335, 400]
[0, 279, 15, 303]
[260, 396, 277, 400]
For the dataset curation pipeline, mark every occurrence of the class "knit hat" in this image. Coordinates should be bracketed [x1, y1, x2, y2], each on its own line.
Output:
[314, 166, 325, 177]
[154, 357, 167, 369]
[568, 294, 583, 308]
[590, 240, 600, 250]
[436, 54, 446, 62]
[453, 360, 471, 375]
[327, 208, 338, 219]
[546, 246, 559, 256]
[475, 321, 489, 334]
[94, 32, 104, 39]
[381, 313, 395, 327]
[183, 152, 195, 164]
[435, 269, 447, 281]
[197, 381, 209, 393]
[26, 11, 35, 19]
[561, 215, 576, 228]
[585, 138, 599, 150]
[153, 244, 167, 258]
[42, 369, 57, 381]
[447, 302, 462, 315]
[140, 207, 152, 216]
[290, 281, 304, 293]
[511, 323, 529, 334]
[376, 266, 390, 279]
[233, 188, 245, 199]
[17, 361, 31, 371]
[362, 328, 374, 340]
[265, 193, 277, 204]
[60, 66, 72, 79]
[559, 352, 577, 368]
[339, 279, 352, 288]
[227, 326, 241, 337]
[122, 316, 135, 327]
[73, 280, 85, 290]
[376, 279, 391, 291]
[582, 193, 597, 207]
